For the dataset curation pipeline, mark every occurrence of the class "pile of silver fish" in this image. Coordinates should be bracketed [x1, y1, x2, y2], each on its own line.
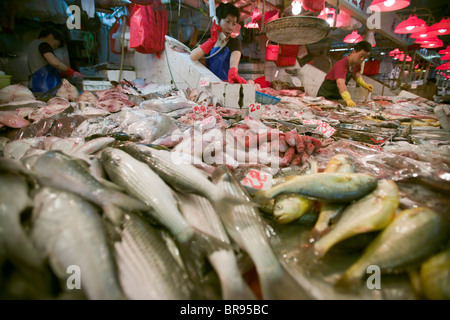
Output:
[0, 80, 449, 300]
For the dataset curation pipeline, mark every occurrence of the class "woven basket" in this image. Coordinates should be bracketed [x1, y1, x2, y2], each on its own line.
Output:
[262, 16, 330, 45]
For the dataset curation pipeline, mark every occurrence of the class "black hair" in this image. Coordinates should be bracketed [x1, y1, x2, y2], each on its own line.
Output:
[354, 41, 372, 53]
[38, 29, 65, 43]
[216, 3, 240, 22]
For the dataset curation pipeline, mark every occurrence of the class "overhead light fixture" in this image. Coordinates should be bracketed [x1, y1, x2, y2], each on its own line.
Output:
[329, 48, 351, 52]
[394, 54, 412, 61]
[410, 27, 433, 38]
[343, 30, 363, 44]
[436, 62, 450, 70]
[428, 17, 450, 36]
[369, 0, 410, 12]
[420, 39, 444, 48]
[438, 46, 450, 54]
[389, 48, 404, 56]
[292, 0, 303, 16]
[441, 53, 450, 60]
[394, 14, 427, 34]
[317, 7, 348, 28]
[414, 36, 439, 44]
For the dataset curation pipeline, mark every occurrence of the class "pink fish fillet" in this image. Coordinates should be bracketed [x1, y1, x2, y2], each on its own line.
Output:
[0, 111, 30, 128]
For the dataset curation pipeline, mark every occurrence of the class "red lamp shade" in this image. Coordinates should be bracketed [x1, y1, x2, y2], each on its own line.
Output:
[410, 27, 434, 38]
[420, 39, 443, 48]
[441, 53, 450, 60]
[344, 30, 363, 44]
[428, 17, 450, 36]
[394, 54, 412, 62]
[414, 64, 419, 69]
[414, 36, 439, 44]
[438, 46, 450, 54]
[369, 0, 410, 12]
[394, 14, 427, 34]
[436, 62, 450, 70]
[389, 48, 404, 56]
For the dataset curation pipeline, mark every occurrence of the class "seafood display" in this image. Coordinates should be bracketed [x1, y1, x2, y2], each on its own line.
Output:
[0, 80, 449, 300]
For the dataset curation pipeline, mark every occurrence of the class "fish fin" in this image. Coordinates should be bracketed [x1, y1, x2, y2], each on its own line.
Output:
[175, 229, 231, 294]
[96, 177, 127, 193]
[102, 204, 125, 226]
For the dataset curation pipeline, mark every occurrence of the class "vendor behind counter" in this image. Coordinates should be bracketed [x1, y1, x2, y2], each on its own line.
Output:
[27, 29, 84, 93]
[317, 41, 373, 106]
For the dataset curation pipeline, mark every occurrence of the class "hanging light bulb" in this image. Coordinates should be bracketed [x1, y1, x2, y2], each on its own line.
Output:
[369, 0, 410, 12]
[436, 62, 450, 70]
[414, 36, 439, 44]
[292, 1, 303, 16]
[389, 48, 404, 56]
[344, 30, 363, 44]
[439, 46, 450, 54]
[420, 39, 444, 49]
[428, 17, 450, 36]
[394, 14, 427, 34]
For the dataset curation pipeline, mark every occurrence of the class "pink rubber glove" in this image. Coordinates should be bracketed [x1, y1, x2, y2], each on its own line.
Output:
[200, 22, 222, 55]
[228, 67, 247, 84]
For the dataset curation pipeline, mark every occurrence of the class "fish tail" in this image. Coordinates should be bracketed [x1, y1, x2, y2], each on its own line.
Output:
[208, 250, 257, 300]
[313, 233, 335, 258]
[211, 194, 259, 216]
[309, 227, 329, 241]
[176, 229, 230, 298]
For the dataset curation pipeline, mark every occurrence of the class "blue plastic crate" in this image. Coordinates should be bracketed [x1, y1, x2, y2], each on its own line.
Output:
[255, 91, 281, 105]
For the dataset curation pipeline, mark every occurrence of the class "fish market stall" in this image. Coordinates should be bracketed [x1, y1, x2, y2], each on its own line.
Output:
[0, 0, 449, 301]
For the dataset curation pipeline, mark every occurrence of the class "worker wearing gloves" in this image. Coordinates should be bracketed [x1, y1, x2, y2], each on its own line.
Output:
[190, 3, 246, 84]
[27, 29, 84, 93]
[317, 41, 373, 107]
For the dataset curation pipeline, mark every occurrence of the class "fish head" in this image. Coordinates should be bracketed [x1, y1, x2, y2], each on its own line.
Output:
[273, 197, 300, 224]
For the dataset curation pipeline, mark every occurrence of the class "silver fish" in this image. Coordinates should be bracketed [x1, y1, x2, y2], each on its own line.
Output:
[314, 179, 399, 258]
[31, 188, 125, 300]
[119, 143, 247, 213]
[115, 213, 196, 300]
[213, 166, 312, 300]
[253, 172, 378, 203]
[177, 193, 256, 300]
[0, 173, 42, 269]
[28, 151, 149, 224]
[337, 207, 450, 288]
[100, 147, 227, 288]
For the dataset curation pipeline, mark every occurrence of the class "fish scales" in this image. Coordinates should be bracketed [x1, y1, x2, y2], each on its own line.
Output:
[214, 167, 312, 300]
[31, 188, 124, 300]
[115, 213, 194, 300]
